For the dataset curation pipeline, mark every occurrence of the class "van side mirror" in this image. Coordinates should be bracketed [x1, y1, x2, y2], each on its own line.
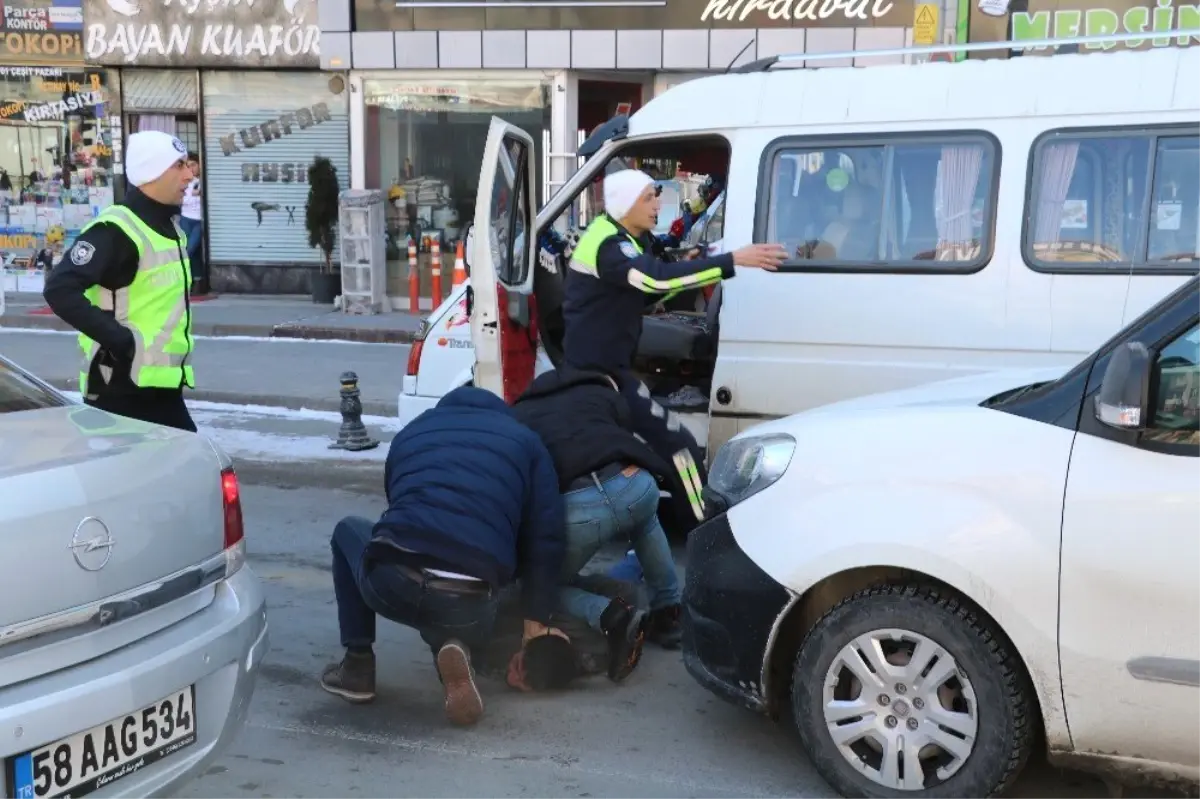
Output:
[1095, 341, 1153, 430]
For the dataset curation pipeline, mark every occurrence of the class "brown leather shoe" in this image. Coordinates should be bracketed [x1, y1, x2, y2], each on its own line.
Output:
[436, 640, 484, 726]
[320, 650, 376, 703]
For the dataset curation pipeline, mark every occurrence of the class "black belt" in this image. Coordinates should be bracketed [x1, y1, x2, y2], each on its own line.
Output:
[391, 563, 492, 596]
[567, 462, 629, 492]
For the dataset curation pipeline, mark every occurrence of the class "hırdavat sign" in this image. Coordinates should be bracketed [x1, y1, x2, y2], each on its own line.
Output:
[83, 0, 320, 67]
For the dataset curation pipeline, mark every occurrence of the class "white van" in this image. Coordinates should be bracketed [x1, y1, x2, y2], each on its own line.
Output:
[462, 44, 1199, 455]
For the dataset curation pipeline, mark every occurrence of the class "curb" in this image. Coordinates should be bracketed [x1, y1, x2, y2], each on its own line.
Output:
[40, 376, 397, 418]
[0, 311, 418, 345]
[231, 458, 383, 495]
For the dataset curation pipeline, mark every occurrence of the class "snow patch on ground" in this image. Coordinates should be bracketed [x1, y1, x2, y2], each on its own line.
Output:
[201, 426, 389, 463]
[58, 391, 395, 464]
[189, 400, 404, 431]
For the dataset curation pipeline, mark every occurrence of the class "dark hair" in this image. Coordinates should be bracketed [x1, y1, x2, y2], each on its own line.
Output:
[522, 635, 579, 691]
[187, 151, 199, 162]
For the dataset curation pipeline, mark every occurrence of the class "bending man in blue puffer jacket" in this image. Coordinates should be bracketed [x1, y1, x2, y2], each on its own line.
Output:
[320, 386, 567, 727]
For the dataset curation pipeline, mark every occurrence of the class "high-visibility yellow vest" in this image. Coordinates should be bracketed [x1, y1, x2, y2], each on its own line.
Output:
[569, 214, 724, 297]
[77, 205, 194, 397]
[569, 215, 642, 278]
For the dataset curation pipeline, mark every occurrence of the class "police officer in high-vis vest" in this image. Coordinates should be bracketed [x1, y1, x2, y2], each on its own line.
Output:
[44, 130, 198, 433]
[561, 169, 786, 536]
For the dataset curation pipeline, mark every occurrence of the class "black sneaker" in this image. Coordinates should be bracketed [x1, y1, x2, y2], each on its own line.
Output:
[436, 640, 484, 726]
[320, 649, 376, 703]
[647, 604, 683, 650]
[600, 599, 648, 683]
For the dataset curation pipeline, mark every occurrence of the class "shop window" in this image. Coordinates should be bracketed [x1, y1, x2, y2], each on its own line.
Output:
[761, 134, 996, 271]
[363, 79, 550, 297]
[0, 66, 120, 272]
[202, 72, 350, 267]
[1026, 128, 1199, 270]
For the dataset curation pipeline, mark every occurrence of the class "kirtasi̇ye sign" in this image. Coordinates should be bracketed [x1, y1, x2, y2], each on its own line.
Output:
[0, 63, 116, 273]
[0, 0, 84, 64]
[968, 0, 1200, 54]
[82, 0, 319, 68]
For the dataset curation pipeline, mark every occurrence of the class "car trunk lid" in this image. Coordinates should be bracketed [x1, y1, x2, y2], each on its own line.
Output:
[0, 404, 226, 684]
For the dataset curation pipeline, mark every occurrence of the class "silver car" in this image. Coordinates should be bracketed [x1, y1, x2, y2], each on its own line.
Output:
[0, 354, 268, 799]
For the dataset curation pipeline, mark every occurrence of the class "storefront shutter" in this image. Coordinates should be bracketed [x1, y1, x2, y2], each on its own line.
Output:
[202, 71, 349, 267]
[122, 70, 198, 112]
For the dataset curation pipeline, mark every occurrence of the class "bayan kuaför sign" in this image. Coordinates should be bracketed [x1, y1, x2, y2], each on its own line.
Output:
[83, 0, 320, 68]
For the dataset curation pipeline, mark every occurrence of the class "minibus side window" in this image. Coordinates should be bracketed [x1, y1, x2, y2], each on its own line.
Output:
[757, 133, 998, 273]
[1025, 127, 1199, 273]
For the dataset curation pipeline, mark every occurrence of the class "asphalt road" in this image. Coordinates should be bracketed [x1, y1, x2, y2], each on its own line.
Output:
[180, 485, 1132, 799]
[0, 329, 409, 416]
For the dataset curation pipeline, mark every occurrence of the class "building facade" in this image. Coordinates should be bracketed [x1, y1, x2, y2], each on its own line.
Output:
[315, 0, 963, 301]
[0, 0, 119, 286]
[82, 0, 348, 293]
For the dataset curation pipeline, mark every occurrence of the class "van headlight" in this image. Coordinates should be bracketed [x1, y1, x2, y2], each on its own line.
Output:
[707, 433, 796, 507]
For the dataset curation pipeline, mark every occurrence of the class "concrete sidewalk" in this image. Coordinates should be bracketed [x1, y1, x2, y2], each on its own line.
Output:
[0, 291, 424, 344]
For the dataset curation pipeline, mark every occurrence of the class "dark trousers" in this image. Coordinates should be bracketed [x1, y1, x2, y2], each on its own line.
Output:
[615, 371, 708, 535]
[179, 217, 205, 283]
[86, 388, 197, 433]
[331, 516, 499, 654]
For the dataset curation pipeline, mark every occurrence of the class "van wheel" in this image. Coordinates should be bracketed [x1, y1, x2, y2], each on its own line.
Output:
[791, 584, 1034, 798]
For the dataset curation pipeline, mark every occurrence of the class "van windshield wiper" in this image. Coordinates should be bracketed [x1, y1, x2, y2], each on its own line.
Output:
[983, 380, 1052, 408]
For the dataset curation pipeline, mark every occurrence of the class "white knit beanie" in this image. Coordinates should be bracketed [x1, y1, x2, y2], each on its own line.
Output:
[126, 131, 188, 187]
[604, 169, 655, 221]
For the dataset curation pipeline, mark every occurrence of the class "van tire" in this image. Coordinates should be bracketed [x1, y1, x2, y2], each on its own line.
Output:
[791, 583, 1034, 798]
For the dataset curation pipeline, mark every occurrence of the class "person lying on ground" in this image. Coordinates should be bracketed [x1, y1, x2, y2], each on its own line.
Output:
[320, 385, 568, 726]
[512, 365, 685, 683]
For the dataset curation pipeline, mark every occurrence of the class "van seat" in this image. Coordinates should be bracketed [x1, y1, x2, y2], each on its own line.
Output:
[638, 312, 713, 361]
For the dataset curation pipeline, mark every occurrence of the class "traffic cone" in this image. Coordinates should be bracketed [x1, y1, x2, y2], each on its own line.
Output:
[452, 240, 467, 286]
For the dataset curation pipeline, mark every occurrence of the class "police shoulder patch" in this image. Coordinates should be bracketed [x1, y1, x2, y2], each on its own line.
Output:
[70, 241, 95, 265]
[618, 241, 639, 259]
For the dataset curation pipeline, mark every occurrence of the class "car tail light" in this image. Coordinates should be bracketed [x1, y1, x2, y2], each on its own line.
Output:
[406, 338, 425, 377]
[221, 467, 246, 576]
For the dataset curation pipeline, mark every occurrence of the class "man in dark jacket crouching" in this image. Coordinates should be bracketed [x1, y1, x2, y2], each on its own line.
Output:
[320, 386, 567, 726]
[512, 367, 685, 683]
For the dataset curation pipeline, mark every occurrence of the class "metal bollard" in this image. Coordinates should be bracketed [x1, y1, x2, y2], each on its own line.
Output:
[329, 371, 380, 451]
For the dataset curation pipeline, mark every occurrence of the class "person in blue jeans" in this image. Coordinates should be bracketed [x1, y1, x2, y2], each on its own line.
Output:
[512, 366, 685, 682]
[321, 386, 569, 725]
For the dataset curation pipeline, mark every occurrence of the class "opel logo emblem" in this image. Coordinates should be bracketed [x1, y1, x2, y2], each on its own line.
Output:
[69, 517, 115, 571]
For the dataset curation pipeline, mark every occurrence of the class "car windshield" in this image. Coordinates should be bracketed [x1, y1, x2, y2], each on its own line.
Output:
[0, 356, 70, 413]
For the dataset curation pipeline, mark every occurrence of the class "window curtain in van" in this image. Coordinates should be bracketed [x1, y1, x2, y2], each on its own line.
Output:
[934, 145, 984, 261]
[1031, 142, 1080, 255]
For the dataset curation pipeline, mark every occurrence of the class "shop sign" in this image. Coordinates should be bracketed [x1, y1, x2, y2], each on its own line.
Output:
[969, 0, 1199, 52]
[217, 100, 331, 184]
[82, 0, 320, 67]
[359, 0, 911, 30]
[700, 0, 896, 24]
[0, 0, 84, 64]
[0, 67, 106, 121]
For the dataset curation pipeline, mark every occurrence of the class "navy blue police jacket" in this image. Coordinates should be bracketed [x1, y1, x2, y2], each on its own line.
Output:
[371, 386, 566, 624]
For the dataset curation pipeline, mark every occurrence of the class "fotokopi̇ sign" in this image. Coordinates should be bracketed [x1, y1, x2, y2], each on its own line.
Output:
[0, 0, 85, 65]
[82, 0, 320, 68]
